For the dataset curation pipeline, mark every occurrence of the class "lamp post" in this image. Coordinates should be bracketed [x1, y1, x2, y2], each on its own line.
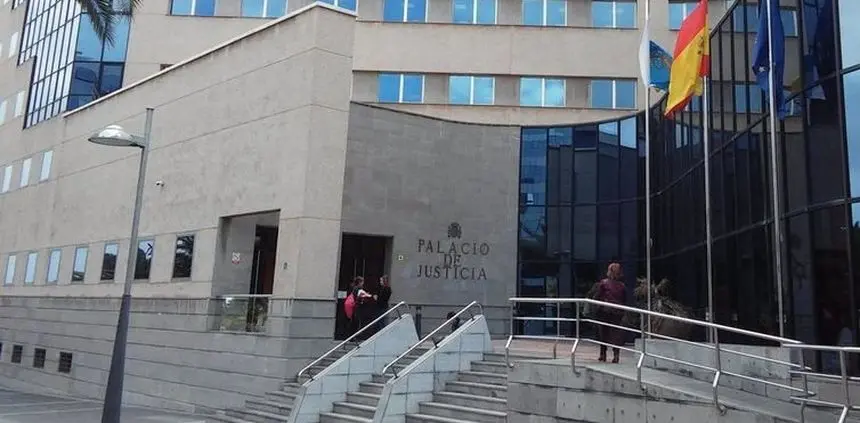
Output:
[88, 108, 154, 423]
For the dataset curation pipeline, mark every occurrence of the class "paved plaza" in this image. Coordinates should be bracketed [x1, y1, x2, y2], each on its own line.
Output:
[0, 388, 210, 423]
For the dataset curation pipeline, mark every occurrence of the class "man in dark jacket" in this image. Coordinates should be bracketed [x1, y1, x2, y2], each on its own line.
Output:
[375, 275, 392, 332]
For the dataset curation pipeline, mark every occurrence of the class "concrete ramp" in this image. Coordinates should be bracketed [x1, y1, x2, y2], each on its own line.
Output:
[508, 358, 858, 423]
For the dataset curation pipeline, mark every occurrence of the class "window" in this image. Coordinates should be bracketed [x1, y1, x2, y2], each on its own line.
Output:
[19, 158, 31, 188]
[172, 235, 195, 279]
[24, 252, 37, 284]
[101, 243, 119, 281]
[33, 348, 46, 368]
[8, 32, 18, 58]
[522, 0, 566, 26]
[734, 83, 762, 113]
[383, 0, 427, 22]
[11, 345, 22, 363]
[2, 166, 11, 192]
[72, 247, 88, 283]
[668, 1, 697, 30]
[318, 0, 356, 11]
[171, 0, 216, 16]
[39, 150, 53, 181]
[67, 14, 131, 112]
[241, 0, 287, 17]
[4, 255, 15, 285]
[378, 73, 424, 103]
[520, 78, 565, 107]
[134, 239, 154, 280]
[780, 9, 798, 37]
[46, 249, 61, 284]
[14, 91, 26, 117]
[58, 352, 73, 373]
[0, 100, 6, 125]
[449, 76, 495, 105]
[590, 79, 636, 109]
[452, 0, 496, 24]
[591, 1, 635, 28]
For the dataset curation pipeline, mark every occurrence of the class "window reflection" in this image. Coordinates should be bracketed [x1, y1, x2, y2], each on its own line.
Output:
[840, 0, 859, 68]
[845, 71, 860, 197]
[135, 239, 154, 280]
[67, 14, 130, 111]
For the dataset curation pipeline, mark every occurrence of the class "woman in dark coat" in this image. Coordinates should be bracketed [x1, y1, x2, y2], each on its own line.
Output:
[592, 263, 627, 363]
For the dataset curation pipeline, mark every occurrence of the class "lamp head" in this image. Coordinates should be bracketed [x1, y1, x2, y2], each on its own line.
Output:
[88, 124, 145, 148]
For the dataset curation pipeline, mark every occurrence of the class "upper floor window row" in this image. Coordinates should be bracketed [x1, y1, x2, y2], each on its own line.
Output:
[383, 0, 427, 22]
[730, 4, 799, 37]
[453, 0, 496, 24]
[522, 0, 566, 26]
[0, 150, 55, 194]
[378, 73, 424, 103]
[318, 0, 356, 11]
[590, 79, 637, 109]
[591, 0, 636, 29]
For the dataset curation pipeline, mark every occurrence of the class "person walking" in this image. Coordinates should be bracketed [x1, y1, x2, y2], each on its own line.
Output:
[591, 263, 627, 363]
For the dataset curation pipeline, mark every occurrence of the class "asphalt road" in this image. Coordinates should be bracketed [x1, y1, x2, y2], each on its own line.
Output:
[0, 388, 210, 423]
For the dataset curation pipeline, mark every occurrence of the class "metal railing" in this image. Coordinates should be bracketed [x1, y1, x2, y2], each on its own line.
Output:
[297, 301, 410, 381]
[784, 344, 860, 423]
[507, 297, 813, 415]
[382, 301, 484, 378]
[211, 294, 273, 332]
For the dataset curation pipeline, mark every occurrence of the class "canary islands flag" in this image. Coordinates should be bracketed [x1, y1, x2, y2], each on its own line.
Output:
[665, 0, 709, 116]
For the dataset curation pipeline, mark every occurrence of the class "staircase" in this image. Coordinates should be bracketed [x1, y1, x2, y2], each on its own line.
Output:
[318, 345, 432, 423]
[406, 352, 511, 423]
[208, 343, 358, 423]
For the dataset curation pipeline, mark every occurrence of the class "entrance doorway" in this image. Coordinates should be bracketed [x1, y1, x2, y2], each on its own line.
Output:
[334, 234, 391, 339]
[250, 225, 277, 296]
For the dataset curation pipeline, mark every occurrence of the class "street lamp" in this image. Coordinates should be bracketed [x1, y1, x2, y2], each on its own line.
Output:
[88, 108, 154, 423]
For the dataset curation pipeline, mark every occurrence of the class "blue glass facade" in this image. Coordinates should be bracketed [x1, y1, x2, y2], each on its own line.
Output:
[518, 0, 860, 352]
[18, 0, 130, 127]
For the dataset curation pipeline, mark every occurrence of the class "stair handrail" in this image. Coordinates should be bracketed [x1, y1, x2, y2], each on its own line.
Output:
[783, 344, 860, 423]
[507, 297, 813, 416]
[382, 301, 483, 378]
[297, 301, 410, 380]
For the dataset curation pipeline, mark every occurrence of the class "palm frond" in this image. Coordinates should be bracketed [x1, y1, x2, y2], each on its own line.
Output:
[76, 0, 142, 43]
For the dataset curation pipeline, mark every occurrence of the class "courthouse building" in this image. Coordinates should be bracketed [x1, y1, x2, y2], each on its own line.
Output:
[0, 0, 855, 413]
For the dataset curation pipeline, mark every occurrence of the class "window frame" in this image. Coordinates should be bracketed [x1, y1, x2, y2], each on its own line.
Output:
[8, 32, 18, 58]
[14, 91, 26, 117]
[100, 242, 119, 281]
[520, 77, 566, 107]
[522, 0, 567, 26]
[668, 1, 696, 30]
[46, 249, 61, 284]
[449, 75, 495, 105]
[383, 0, 429, 22]
[171, 0, 217, 16]
[134, 238, 155, 280]
[2, 165, 12, 193]
[71, 246, 88, 283]
[172, 234, 195, 280]
[378, 73, 425, 103]
[24, 252, 37, 285]
[591, 0, 636, 29]
[590, 79, 637, 109]
[0, 100, 6, 125]
[240, 0, 288, 17]
[452, 0, 498, 24]
[4, 254, 16, 285]
[39, 150, 53, 182]
[19, 158, 31, 188]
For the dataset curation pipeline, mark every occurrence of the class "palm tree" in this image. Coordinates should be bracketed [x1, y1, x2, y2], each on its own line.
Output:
[77, 0, 141, 44]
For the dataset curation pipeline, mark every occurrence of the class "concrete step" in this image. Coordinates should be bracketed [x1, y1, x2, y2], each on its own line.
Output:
[264, 390, 298, 403]
[279, 382, 302, 393]
[445, 381, 507, 399]
[320, 412, 372, 423]
[332, 401, 376, 419]
[457, 371, 507, 385]
[406, 413, 481, 423]
[418, 402, 506, 423]
[246, 398, 293, 415]
[372, 373, 391, 384]
[346, 391, 381, 406]
[359, 381, 385, 395]
[469, 361, 508, 375]
[482, 352, 552, 363]
[226, 408, 290, 423]
[432, 391, 506, 412]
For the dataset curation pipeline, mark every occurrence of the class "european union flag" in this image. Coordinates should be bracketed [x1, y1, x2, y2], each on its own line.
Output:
[752, 0, 786, 119]
[649, 41, 672, 91]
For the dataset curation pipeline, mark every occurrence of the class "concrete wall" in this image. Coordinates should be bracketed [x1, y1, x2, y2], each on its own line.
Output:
[342, 104, 518, 335]
[372, 315, 493, 423]
[289, 314, 419, 423]
[0, 296, 337, 412]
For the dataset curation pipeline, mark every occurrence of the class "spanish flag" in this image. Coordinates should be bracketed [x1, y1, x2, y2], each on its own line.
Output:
[664, 0, 710, 116]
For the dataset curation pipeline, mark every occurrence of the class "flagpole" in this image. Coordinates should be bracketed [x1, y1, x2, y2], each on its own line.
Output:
[703, 76, 714, 335]
[643, 0, 653, 337]
[764, 0, 786, 337]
